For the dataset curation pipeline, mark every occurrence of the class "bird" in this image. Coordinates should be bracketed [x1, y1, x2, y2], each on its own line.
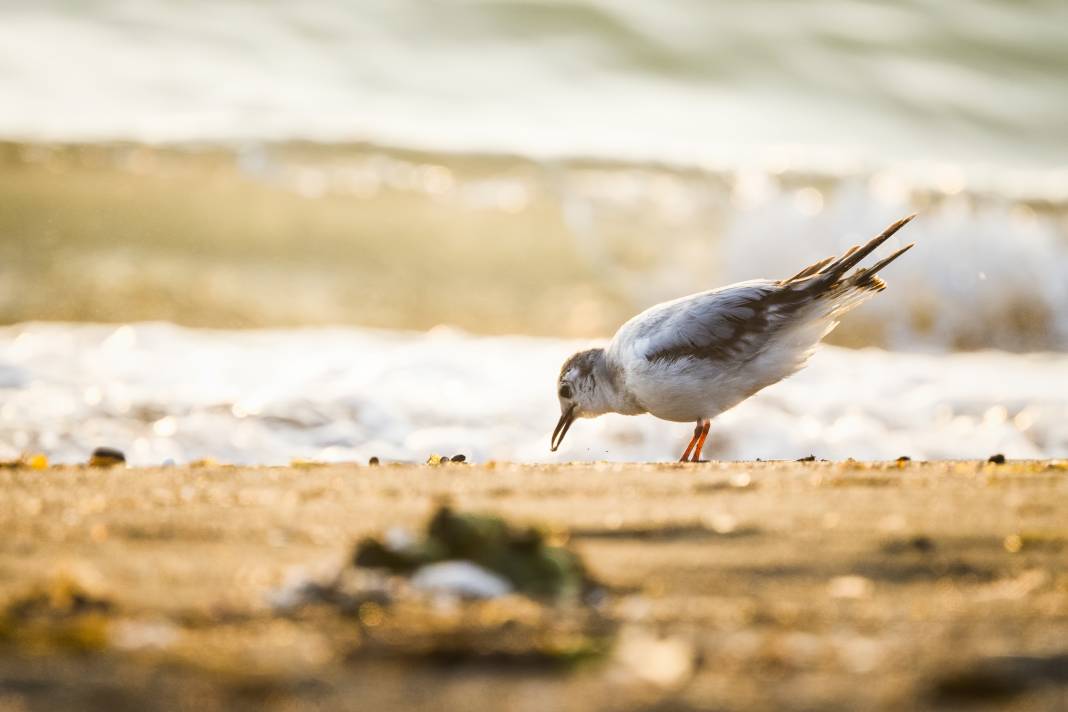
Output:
[551, 214, 917, 461]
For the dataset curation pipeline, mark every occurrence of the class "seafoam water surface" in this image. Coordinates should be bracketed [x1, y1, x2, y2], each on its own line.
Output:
[2, 323, 1065, 465]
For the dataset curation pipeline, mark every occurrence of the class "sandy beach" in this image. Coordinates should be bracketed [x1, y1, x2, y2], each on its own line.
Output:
[2, 459, 1067, 711]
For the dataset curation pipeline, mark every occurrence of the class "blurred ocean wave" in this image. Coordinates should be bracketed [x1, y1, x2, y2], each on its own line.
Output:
[2, 322, 1066, 465]
[1, 141, 1067, 351]
[0, 0, 1066, 174]
[1, 2, 1066, 353]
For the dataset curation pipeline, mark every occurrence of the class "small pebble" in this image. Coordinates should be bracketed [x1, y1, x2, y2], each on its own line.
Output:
[896, 455, 911, 463]
[797, 454, 816, 462]
[450, 454, 467, 463]
[89, 447, 126, 468]
[988, 453, 1006, 465]
[908, 535, 935, 552]
[828, 575, 874, 599]
[368, 456, 380, 466]
[614, 626, 696, 688]
[1003, 534, 1023, 553]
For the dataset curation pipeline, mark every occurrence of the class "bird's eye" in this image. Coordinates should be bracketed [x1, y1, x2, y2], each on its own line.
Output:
[558, 383, 572, 399]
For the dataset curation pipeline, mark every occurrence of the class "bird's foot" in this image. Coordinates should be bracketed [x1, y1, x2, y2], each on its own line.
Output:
[679, 420, 711, 462]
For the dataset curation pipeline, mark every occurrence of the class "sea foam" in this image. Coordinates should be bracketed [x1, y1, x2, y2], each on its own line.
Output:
[1, 323, 1065, 465]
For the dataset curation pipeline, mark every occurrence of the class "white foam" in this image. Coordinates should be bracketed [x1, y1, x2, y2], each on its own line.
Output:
[559, 172, 1068, 352]
[722, 190, 1068, 351]
[1, 323, 1065, 465]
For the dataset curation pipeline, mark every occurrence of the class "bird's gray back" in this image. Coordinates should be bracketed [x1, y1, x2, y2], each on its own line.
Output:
[608, 280, 784, 366]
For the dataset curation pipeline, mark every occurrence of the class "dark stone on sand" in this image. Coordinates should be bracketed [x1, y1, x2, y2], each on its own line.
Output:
[796, 455, 816, 462]
[931, 666, 1030, 703]
[882, 535, 935, 554]
[987, 453, 1006, 464]
[907, 535, 934, 552]
[450, 454, 467, 463]
[368, 456, 380, 466]
[896, 455, 911, 463]
[89, 447, 126, 468]
[931, 654, 1068, 704]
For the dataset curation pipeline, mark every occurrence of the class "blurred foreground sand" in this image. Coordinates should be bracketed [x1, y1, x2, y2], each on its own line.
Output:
[2, 460, 1068, 711]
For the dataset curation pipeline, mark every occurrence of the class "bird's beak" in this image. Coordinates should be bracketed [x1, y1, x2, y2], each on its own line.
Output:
[550, 404, 576, 452]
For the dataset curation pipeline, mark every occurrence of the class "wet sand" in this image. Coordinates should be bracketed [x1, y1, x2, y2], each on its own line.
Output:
[2, 460, 1068, 711]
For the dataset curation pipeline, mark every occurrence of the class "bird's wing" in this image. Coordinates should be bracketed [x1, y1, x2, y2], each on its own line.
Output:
[608, 214, 918, 374]
[608, 280, 796, 370]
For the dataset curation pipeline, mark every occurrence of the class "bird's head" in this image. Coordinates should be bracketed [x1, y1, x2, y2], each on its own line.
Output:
[551, 348, 610, 452]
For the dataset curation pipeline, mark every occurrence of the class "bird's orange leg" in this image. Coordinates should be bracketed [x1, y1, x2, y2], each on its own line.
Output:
[679, 421, 704, 462]
[690, 420, 711, 462]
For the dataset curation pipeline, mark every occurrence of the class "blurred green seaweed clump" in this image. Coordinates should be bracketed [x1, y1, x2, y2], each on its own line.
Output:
[354, 505, 591, 600]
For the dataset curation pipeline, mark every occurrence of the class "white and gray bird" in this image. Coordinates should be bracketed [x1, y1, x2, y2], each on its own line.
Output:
[551, 214, 917, 461]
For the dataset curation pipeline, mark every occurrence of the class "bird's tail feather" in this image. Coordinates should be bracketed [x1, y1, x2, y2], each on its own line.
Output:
[782, 214, 917, 293]
[846, 242, 915, 291]
[817, 213, 916, 281]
